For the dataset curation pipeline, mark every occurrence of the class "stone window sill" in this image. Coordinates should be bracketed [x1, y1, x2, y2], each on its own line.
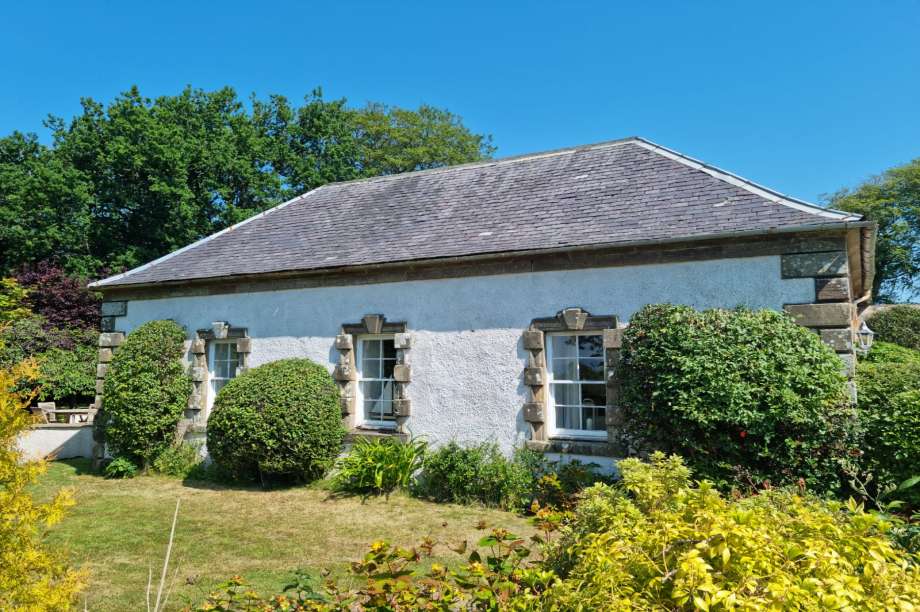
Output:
[526, 437, 621, 457]
[345, 428, 408, 444]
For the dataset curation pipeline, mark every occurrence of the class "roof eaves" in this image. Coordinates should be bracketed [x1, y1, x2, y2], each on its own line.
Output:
[631, 137, 861, 222]
[88, 185, 329, 288]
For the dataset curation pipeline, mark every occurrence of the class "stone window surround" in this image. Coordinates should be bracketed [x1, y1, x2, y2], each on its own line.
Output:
[523, 307, 624, 458]
[334, 314, 411, 436]
[189, 324, 251, 421]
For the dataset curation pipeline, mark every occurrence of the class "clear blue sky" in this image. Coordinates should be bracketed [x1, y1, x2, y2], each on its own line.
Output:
[2, 1, 918, 204]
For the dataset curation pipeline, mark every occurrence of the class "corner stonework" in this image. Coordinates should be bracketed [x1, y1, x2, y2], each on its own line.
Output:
[781, 236, 859, 401]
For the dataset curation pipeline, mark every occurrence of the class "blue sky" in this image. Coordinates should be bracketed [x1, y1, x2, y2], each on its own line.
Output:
[2, 1, 918, 204]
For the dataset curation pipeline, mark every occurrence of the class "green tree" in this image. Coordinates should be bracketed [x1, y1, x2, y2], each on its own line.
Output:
[828, 158, 920, 301]
[0, 86, 494, 276]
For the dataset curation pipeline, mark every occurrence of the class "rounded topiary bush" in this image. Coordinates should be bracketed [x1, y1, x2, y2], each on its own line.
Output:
[99, 320, 190, 467]
[867, 305, 920, 350]
[206, 358, 344, 483]
[856, 341, 920, 504]
[619, 304, 854, 493]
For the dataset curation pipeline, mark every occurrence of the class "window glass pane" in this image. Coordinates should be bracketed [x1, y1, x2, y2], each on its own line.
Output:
[228, 344, 239, 362]
[556, 405, 580, 430]
[363, 339, 381, 359]
[552, 358, 578, 381]
[579, 358, 604, 381]
[582, 406, 605, 431]
[361, 380, 383, 400]
[551, 383, 580, 406]
[589, 406, 607, 430]
[382, 339, 396, 360]
[578, 334, 603, 358]
[380, 380, 395, 402]
[581, 383, 606, 407]
[382, 359, 395, 379]
[550, 334, 577, 360]
[362, 358, 382, 379]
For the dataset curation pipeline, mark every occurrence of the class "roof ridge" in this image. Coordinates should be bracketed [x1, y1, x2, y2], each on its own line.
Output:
[315, 136, 643, 189]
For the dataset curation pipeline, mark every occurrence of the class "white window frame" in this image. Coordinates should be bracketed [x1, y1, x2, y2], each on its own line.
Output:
[545, 331, 607, 440]
[355, 334, 397, 429]
[207, 339, 239, 413]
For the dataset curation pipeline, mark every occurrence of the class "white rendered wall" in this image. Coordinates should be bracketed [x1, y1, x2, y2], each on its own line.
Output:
[117, 256, 814, 455]
[18, 425, 94, 461]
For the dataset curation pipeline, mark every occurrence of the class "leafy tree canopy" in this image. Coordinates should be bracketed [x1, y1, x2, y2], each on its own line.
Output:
[0, 86, 494, 277]
[827, 157, 920, 301]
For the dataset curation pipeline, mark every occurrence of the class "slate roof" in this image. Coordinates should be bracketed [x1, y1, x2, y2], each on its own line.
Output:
[93, 137, 861, 288]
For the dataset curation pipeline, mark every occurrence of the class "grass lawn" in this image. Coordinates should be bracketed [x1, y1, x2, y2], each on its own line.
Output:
[34, 459, 535, 611]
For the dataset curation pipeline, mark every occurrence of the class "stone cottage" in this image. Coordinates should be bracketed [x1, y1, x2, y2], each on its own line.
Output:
[89, 137, 876, 466]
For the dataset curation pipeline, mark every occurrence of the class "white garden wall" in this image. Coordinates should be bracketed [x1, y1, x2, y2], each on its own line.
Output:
[116, 256, 814, 457]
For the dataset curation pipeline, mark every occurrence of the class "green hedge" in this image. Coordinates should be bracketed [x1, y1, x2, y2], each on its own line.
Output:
[207, 358, 344, 483]
[856, 341, 920, 504]
[99, 320, 190, 467]
[867, 305, 920, 350]
[619, 304, 854, 493]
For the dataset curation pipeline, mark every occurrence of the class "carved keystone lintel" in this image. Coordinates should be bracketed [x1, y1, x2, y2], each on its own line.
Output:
[362, 314, 384, 335]
[561, 307, 588, 330]
[522, 330, 544, 351]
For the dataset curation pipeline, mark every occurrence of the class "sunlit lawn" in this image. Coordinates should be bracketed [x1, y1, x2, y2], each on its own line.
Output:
[34, 460, 535, 611]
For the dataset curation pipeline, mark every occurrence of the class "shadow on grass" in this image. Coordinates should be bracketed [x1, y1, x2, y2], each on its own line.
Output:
[56, 457, 97, 476]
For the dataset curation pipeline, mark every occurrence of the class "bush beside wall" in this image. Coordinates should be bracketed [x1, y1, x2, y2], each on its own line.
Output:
[619, 304, 855, 493]
[867, 305, 920, 351]
[98, 320, 190, 468]
[207, 358, 344, 483]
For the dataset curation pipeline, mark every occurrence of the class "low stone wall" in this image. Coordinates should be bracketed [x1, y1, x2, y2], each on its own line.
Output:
[18, 424, 94, 461]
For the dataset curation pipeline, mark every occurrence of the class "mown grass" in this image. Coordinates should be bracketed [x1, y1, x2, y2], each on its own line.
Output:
[33, 459, 534, 611]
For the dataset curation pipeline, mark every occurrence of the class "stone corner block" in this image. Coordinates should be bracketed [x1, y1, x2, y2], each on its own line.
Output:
[98, 348, 114, 363]
[781, 251, 848, 278]
[815, 277, 850, 302]
[339, 394, 355, 416]
[524, 367, 545, 387]
[603, 328, 624, 350]
[335, 334, 353, 351]
[100, 316, 117, 333]
[95, 363, 108, 379]
[236, 337, 251, 353]
[100, 300, 128, 317]
[522, 329, 544, 351]
[523, 401, 545, 423]
[95, 378, 105, 394]
[190, 366, 207, 382]
[393, 398, 412, 417]
[98, 332, 125, 348]
[820, 328, 854, 352]
[393, 333, 412, 350]
[784, 303, 853, 328]
[393, 364, 411, 383]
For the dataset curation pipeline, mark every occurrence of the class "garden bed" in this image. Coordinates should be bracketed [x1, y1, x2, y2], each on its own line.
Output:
[33, 459, 534, 611]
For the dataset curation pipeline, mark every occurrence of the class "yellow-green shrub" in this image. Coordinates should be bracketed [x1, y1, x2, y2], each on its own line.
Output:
[543, 453, 920, 610]
[0, 360, 85, 610]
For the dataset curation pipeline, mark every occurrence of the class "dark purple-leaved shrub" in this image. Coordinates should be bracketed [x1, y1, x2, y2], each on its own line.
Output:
[15, 260, 101, 331]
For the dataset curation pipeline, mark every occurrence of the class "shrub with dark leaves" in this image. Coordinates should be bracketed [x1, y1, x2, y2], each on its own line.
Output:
[15, 260, 101, 331]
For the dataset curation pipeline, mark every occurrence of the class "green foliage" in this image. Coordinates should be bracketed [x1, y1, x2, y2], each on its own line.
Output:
[542, 453, 920, 609]
[35, 344, 96, 405]
[0, 86, 493, 275]
[0, 361, 85, 609]
[152, 443, 203, 478]
[207, 358, 345, 483]
[332, 437, 427, 495]
[828, 157, 920, 301]
[412, 442, 537, 511]
[868, 305, 920, 350]
[854, 341, 920, 506]
[0, 277, 31, 323]
[98, 320, 190, 467]
[619, 303, 855, 493]
[103, 456, 139, 479]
